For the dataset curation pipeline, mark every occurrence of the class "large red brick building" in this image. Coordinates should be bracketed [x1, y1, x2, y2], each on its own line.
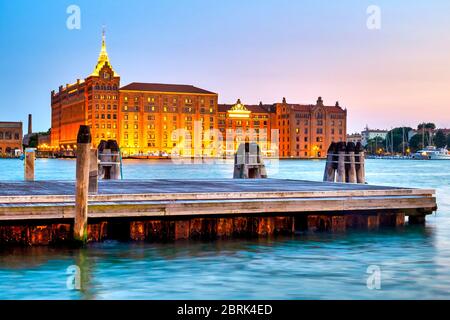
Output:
[51, 32, 346, 158]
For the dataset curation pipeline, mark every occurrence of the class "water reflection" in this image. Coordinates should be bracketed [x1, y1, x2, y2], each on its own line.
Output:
[0, 225, 441, 299]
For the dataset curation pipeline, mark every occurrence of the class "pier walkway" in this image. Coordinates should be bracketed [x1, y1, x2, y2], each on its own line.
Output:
[0, 179, 436, 221]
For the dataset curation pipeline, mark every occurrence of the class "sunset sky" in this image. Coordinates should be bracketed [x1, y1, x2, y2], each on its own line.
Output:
[1, 0, 449, 133]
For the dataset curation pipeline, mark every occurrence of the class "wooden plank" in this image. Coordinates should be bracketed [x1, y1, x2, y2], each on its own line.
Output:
[0, 187, 435, 204]
[0, 195, 436, 221]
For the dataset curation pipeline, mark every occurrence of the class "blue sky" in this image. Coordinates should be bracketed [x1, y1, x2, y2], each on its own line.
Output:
[1, 0, 450, 133]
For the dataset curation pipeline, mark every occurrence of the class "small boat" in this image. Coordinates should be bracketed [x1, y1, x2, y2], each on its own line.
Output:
[412, 146, 450, 160]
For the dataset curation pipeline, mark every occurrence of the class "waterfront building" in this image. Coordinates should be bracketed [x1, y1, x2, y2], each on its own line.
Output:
[0, 121, 23, 156]
[361, 126, 388, 146]
[50, 32, 347, 158]
[218, 100, 277, 156]
[347, 133, 362, 144]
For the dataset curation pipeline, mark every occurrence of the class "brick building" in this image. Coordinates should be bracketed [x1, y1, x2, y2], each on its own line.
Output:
[0, 122, 23, 156]
[50, 32, 347, 158]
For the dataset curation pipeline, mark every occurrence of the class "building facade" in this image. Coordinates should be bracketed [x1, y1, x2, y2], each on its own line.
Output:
[361, 126, 388, 146]
[0, 122, 23, 156]
[51, 33, 347, 158]
[347, 133, 362, 144]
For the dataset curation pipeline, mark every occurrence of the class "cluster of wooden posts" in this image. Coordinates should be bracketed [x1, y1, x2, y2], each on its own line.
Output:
[323, 141, 365, 184]
[233, 142, 267, 179]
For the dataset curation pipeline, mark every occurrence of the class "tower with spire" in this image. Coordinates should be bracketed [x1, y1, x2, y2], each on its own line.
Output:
[90, 28, 118, 77]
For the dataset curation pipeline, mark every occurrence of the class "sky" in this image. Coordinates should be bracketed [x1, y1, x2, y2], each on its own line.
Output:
[1, 0, 450, 133]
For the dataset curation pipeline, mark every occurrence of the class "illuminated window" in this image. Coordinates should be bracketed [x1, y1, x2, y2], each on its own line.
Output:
[124, 96, 128, 101]
[134, 115, 138, 120]
[134, 124, 138, 129]
[124, 105, 128, 111]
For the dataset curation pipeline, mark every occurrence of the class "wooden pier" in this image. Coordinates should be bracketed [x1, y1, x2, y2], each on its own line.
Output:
[0, 179, 436, 245]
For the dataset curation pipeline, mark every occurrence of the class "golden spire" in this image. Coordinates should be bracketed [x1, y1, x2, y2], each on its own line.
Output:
[91, 27, 118, 77]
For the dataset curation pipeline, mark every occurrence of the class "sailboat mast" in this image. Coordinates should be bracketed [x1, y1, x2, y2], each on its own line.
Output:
[402, 127, 405, 155]
[422, 123, 425, 147]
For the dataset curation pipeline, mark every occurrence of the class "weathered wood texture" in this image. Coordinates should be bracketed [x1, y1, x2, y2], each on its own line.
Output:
[24, 150, 35, 181]
[89, 149, 98, 194]
[74, 126, 91, 243]
[0, 179, 436, 222]
[0, 212, 411, 245]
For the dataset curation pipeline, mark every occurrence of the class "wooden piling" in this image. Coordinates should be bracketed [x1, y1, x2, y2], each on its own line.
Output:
[74, 125, 91, 244]
[336, 142, 346, 183]
[355, 142, 365, 184]
[89, 149, 98, 194]
[323, 142, 337, 182]
[346, 142, 357, 183]
[108, 140, 121, 180]
[98, 140, 121, 180]
[233, 142, 267, 179]
[24, 149, 35, 181]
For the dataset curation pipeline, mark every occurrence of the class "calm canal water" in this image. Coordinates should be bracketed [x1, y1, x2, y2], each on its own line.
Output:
[0, 158, 449, 299]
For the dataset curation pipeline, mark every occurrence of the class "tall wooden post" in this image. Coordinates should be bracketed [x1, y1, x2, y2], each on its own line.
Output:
[323, 142, 336, 182]
[336, 142, 346, 183]
[346, 142, 357, 183]
[355, 142, 365, 184]
[24, 148, 35, 181]
[74, 125, 91, 244]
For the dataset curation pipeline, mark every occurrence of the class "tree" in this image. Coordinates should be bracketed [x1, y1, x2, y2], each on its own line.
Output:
[386, 127, 412, 153]
[417, 123, 436, 130]
[365, 137, 385, 154]
[447, 134, 450, 148]
[409, 132, 432, 152]
[435, 130, 447, 148]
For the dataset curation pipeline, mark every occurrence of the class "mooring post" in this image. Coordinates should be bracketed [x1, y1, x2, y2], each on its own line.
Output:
[336, 142, 346, 183]
[108, 140, 121, 180]
[355, 142, 365, 184]
[233, 142, 267, 179]
[323, 142, 337, 182]
[74, 125, 91, 244]
[346, 142, 357, 183]
[24, 148, 35, 181]
[89, 148, 98, 194]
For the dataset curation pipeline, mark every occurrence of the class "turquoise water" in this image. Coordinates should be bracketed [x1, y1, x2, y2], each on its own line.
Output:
[0, 158, 450, 299]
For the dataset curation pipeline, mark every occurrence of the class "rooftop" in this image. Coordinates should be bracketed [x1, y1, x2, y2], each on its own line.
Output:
[0, 122, 22, 128]
[120, 82, 216, 95]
